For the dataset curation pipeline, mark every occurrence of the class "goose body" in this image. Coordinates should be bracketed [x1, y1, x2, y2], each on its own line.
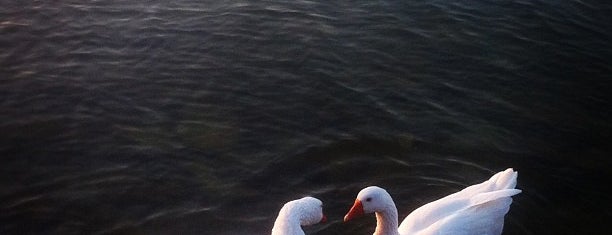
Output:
[272, 197, 327, 235]
[344, 168, 521, 235]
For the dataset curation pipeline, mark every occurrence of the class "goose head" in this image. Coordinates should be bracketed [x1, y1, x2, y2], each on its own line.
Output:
[344, 186, 396, 221]
[272, 197, 327, 235]
[295, 196, 327, 225]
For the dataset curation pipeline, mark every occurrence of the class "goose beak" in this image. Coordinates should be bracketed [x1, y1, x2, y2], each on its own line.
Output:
[320, 214, 327, 223]
[344, 199, 364, 222]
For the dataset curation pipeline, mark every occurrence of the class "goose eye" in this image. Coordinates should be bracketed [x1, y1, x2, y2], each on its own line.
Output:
[366, 197, 372, 202]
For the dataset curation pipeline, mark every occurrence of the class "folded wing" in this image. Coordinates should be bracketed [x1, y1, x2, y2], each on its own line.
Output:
[398, 168, 520, 235]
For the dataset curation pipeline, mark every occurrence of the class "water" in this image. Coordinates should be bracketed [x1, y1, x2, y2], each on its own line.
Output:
[1, 0, 610, 234]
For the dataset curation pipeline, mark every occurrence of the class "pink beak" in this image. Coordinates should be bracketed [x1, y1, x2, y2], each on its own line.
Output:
[320, 214, 328, 223]
[344, 199, 364, 222]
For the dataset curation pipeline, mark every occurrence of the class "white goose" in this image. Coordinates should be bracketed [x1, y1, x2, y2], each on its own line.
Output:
[272, 196, 327, 235]
[344, 168, 521, 235]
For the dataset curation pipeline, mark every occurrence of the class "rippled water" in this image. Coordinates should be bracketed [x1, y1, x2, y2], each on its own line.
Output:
[1, 0, 610, 234]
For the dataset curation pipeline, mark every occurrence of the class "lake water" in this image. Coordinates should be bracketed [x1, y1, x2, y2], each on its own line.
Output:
[1, 0, 610, 234]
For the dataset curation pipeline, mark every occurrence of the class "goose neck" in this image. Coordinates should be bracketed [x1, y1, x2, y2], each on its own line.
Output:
[374, 204, 400, 235]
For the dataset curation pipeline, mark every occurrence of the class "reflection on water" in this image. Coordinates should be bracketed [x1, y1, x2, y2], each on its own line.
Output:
[1, 0, 610, 234]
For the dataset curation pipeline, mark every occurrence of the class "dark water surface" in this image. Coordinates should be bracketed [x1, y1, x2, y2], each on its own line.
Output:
[1, 0, 611, 234]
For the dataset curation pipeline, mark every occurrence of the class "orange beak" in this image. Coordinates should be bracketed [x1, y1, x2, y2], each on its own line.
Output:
[320, 214, 327, 223]
[343, 199, 364, 222]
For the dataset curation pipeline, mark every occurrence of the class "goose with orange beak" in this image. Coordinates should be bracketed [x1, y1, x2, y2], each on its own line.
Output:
[344, 168, 521, 235]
